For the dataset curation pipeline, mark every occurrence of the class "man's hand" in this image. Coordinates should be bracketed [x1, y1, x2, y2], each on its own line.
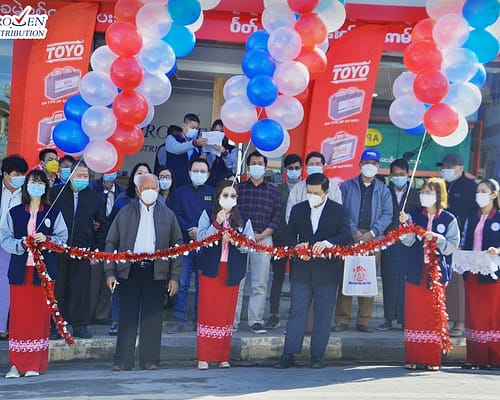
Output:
[188, 227, 198, 240]
[353, 230, 362, 243]
[295, 242, 310, 260]
[399, 211, 409, 224]
[214, 145, 226, 154]
[359, 231, 374, 242]
[106, 276, 117, 293]
[167, 280, 179, 297]
[312, 240, 329, 254]
[194, 138, 208, 147]
[92, 219, 101, 232]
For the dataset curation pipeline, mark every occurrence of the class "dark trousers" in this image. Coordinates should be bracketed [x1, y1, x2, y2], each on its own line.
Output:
[114, 264, 166, 368]
[284, 280, 337, 359]
[269, 257, 288, 315]
[90, 261, 111, 322]
[55, 257, 91, 330]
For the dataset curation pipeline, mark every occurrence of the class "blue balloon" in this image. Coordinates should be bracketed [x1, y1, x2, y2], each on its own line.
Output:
[404, 123, 425, 135]
[245, 30, 269, 52]
[462, 0, 500, 29]
[166, 61, 177, 77]
[168, 0, 201, 26]
[247, 75, 278, 107]
[53, 120, 89, 154]
[162, 23, 196, 58]
[63, 94, 90, 122]
[242, 49, 276, 78]
[251, 119, 284, 151]
[463, 28, 500, 64]
[469, 63, 487, 87]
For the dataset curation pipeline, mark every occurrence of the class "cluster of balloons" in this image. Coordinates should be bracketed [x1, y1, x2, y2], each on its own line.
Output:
[53, 0, 221, 173]
[389, 0, 499, 148]
[221, 0, 346, 158]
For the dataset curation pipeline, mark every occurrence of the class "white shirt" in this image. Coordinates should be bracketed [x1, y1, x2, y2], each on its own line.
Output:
[310, 198, 327, 234]
[73, 192, 79, 215]
[104, 183, 116, 217]
[394, 185, 407, 205]
[133, 201, 156, 254]
[1, 183, 22, 223]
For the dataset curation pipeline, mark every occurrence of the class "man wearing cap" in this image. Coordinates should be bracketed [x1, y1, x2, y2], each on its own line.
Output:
[333, 149, 393, 333]
[438, 153, 477, 337]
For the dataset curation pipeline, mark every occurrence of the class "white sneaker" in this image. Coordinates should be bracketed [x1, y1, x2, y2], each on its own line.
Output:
[24, 371, 39, 377]
[5, 365, 20, 379]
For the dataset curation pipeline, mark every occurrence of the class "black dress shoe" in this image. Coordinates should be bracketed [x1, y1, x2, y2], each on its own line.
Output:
[274, 353, 295, 369]
[73, 328, 92, 339]
[141, 363, 158, 371]
[356, 324, 374, 333]
[311, 358, 324, 369]
[112, 364, 132, 372]
[332, 323, 348, 332]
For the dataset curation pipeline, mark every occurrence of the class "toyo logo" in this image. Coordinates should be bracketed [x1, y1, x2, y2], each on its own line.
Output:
[332, 61, 371, 84]
[46, 41, 85, 63]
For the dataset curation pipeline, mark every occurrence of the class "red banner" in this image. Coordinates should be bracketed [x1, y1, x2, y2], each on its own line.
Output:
[304, 25, 388, 183]
[8, 1, 98, 168]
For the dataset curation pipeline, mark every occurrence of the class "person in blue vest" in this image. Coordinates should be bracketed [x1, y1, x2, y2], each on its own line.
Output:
[165, 114, 208, 187]
[168, 157, 215, 333]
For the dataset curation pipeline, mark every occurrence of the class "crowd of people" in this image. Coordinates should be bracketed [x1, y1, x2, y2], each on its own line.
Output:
[0, 113, 498, 378]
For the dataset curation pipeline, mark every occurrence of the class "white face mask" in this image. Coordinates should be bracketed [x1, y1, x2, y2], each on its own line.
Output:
[249, 165, 266, 179]
[306, 165, 323, 176]
[141, 189, 158, 205]
[361, 164, 378, 178]
[476, 192, 491, 208]
[219, 196, 237, 210]
[306, 193, 324, 208]
[441, 168, 457, 182]
[420, 193, 437, 208]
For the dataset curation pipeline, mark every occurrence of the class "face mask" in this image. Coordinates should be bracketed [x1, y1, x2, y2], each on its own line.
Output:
[420, 193, 437, 208]
[476, 192, 491, 208]
[60, 168, 71, 182]
[45, 159, 59, 174]
[249, 165, 266, 179]
[103, 172, 117, 182]
[10, 175, 25, 189]
[307, 165, 323, 176]
[27, 182, 46, 198]
[391, 176, 408, 188]
[361, 164, 378, 178]
[219, 196, 237, 210]
[307, 193, 324, 208]
[191, 171, 208, 186]
[186, 128, 199, 139]
[441, 168, 457, 182]
[141, 189, 158, 205]
[287, 169, 302, 181]
[72, 178, 89, 191]
[159, 178, 172, 190]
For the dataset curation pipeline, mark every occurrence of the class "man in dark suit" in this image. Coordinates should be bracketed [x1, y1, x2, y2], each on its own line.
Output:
[275, 173, 352, 369]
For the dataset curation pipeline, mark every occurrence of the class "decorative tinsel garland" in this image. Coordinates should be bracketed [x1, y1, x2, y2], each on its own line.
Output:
[27, 223, 450, 351]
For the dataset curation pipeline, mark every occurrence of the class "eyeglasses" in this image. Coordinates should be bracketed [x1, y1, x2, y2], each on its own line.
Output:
[221, 193, 237, 199]
[159, 175, 172, 180]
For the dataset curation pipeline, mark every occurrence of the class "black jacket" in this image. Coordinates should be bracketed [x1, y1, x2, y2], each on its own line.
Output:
[446, 173, 477, 230]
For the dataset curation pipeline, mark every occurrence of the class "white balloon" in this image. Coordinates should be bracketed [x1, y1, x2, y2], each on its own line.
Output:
[262, 4, 296, 33]
[431, 116, 468, 147]
[138, 39, 176, 75]
[441, 48, 479, 83]
[221, 96, 258, 133]
[392, 71, 416, 98]
[186, 9, 204, 32]
[139, 101, 155, 128]
[263, 0, 288, 6]
[200, 0, 221, 10]
[274, 61, 310, 96]
[256, 130, 290, 158]
[318, 36, 330, 53]
[136, 72, 172, 106]
[317, 0, 346, 33]
[81, 106, 117, 140]
[265, 95, 304, 130]
[268, 26, 303, 62]
[442, 82, 482, 117]
[389, 96, 426, 129]
[223, 75, 249, 100]
[90, 46, 118, 75]
[79, 71, 118, 106]
[432, 13, 469, 49]
[83, 140, 119, 173]
[136, 3, 172, 39]
[426, 0, 466, 20]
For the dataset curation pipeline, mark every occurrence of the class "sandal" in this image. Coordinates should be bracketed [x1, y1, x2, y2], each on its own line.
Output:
[404, 363, 417, 370]
[426, 365, 440, 371]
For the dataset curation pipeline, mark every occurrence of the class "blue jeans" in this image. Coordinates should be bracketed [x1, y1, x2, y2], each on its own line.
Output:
[172, 251, 200, 324]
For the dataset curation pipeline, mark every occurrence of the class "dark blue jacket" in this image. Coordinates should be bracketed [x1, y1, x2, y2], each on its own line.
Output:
[463, 207, 500, 284]
[446, 173, 477, 231]
[166, 134, 201, 187]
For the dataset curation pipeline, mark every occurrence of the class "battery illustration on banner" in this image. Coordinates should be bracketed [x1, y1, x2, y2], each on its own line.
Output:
[45, 67, 81, 99]
[38, 111, 65, 146]
[321, 131, 358, 165]
[329, 87, 365, 120]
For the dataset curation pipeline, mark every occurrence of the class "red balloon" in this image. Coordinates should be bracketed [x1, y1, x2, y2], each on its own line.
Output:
[224, 127, 250, 144]
[413, 70, 449, 105]
[105, 21, 142, 57]
[403, 40, 442, 74]
[411, 18, 435, 42]
[109, 123, 145, 156]
[113, 91, 148, 126]
[114, 0, 142, 25]
[295, 47, 327, 80]
[110, 56, 144, 91]
[104, 151, 124, 174]
[423, 103, 459, 137]
[294, 13, 327, 47]
[288, 0, 320, 14]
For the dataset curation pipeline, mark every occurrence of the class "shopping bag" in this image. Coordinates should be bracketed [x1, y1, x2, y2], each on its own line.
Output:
[342, 255, 378, 297]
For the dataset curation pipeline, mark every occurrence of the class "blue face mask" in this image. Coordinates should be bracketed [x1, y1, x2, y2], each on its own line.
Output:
[72, 178, 89, 191]
[60, 168, 71, 182]
[190, 172, 208, 186]
[286, 168, 302, 181]
[307, 165, 323, 176]
[390, 176, 408, 188]
[186, 128, 199, 139]
[27, 182, 46, 198]
[10, 175, 25, 189]
[103, 172, 117, 182]
[249, 165, 266, 179]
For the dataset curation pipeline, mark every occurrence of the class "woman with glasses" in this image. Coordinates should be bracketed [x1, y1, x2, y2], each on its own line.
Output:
[156, 166, 175, 207]
[399, 177, 460, 371]
[0, 170, 68, 378]
[195, 180, 254, 370]
[461, 179, 500, 369]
